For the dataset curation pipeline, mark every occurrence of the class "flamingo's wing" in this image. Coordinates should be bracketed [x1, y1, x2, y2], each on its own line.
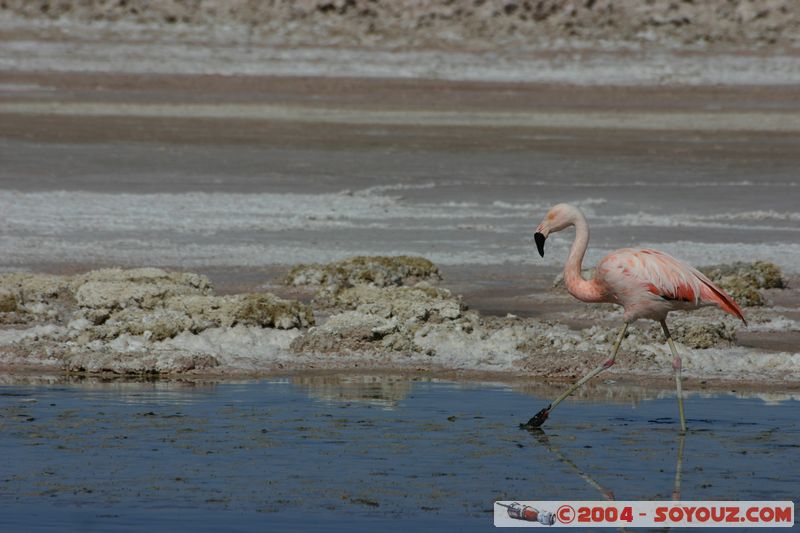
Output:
[604, 249, 746, 324]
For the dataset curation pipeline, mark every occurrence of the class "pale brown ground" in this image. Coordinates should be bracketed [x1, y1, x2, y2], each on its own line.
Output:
[1, 70, 798, 385]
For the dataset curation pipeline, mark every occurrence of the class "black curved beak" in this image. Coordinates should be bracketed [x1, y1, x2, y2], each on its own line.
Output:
[534, 232, 546, 257]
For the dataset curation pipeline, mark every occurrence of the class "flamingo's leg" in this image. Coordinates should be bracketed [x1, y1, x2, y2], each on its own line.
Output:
[522, 322, 628, 428]
[672, 432, 686, 501]
[661, 320, 687, 434]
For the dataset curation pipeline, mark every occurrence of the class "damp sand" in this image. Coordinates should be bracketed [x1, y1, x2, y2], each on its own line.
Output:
[0, 374, 798, 531]
[1, 72, 799, 274]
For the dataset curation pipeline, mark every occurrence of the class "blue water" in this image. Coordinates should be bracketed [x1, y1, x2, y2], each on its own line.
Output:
[1, 376, 798, 531]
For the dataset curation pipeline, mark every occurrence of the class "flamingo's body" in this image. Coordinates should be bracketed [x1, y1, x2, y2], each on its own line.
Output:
[578, 248, 745, 324]
[524, 203, 745, 432]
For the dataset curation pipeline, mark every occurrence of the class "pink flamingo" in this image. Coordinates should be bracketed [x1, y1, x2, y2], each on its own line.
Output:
[525, 203, 745, 433]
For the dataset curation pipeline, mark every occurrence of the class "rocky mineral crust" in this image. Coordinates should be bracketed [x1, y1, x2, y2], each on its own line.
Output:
[2, 0, 797, 49]
[287, 258, 795, 380]
[699, 261, 785, 307]
[291, 283, 472, 354]
[286, 255, 440, 301]
[287, 256, 461, 355]
[0, 260, 795, 380]
[0, 268, 312, 374]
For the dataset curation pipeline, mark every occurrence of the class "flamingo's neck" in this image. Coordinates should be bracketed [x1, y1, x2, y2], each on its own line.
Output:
[563, 211, 604, 303]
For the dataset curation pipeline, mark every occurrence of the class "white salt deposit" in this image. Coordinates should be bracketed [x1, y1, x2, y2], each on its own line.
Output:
[0, 324, 67, 344]
[2, 30, 800, 87]
[157, 326, 302, 370]
[744, 316, 800, 332]
[1, 305, 797, 381]
[1, 189, 799, 272]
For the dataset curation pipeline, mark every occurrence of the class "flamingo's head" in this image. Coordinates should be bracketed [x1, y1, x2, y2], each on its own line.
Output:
[534, 203, 579, 257]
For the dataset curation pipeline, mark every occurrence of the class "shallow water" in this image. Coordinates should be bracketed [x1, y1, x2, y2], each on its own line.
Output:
[1, 375, 798, 531]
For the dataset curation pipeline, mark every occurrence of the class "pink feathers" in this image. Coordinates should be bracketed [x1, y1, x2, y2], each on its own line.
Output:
[595, 248, 746, 324]
[697, 276, 747, 325]
[531, 202, 744, 432]
[535, 203, 746, 325]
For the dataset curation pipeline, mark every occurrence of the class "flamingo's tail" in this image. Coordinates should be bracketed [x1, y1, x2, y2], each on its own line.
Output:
[698, 278, 747, 325]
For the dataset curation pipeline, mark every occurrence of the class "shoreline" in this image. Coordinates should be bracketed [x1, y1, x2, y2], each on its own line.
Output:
[1, 261, 797, 386]
[2, 365, 800, 399]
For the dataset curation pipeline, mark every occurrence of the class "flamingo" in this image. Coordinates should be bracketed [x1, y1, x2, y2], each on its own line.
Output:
[524, 203, 746, 433]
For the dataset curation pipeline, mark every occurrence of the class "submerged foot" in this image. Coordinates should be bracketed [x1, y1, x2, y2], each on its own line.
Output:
[520, 406, 551, 429]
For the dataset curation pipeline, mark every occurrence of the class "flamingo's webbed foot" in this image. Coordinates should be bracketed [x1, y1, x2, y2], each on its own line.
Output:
[520, 405, 551, 429]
